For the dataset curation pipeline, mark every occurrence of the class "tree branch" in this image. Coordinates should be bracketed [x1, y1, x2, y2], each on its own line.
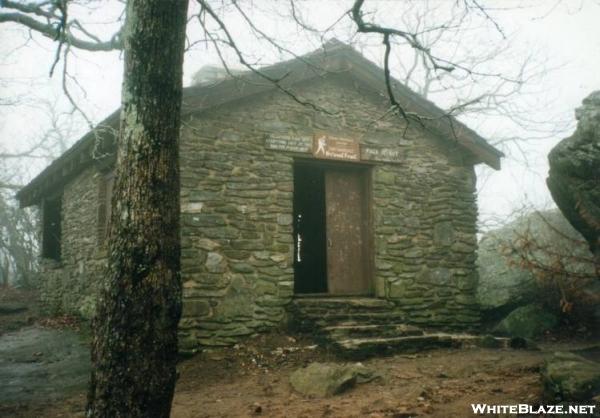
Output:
[196, 0, 338, 116]
[0, 1, 123, 51]
[351, 0, 455, 73]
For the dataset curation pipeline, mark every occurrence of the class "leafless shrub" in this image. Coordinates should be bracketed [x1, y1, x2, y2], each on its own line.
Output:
[500, 209, 598, 329]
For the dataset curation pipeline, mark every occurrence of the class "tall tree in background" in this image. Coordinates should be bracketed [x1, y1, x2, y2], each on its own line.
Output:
[0, 102, 77, 288]
[86, 0, 188, 416]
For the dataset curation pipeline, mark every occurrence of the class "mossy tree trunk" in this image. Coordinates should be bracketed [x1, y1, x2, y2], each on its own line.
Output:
[87, 1, 189, 417]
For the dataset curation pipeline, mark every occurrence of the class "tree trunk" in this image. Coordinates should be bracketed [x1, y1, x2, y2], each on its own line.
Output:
[1, 254, 9, 288]
[87, 1, 188, 417]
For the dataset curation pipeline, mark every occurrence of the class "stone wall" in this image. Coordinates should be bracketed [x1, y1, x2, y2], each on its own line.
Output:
[177, 74, 480, 350]
[39, 72, 481, 349]
[372, 150, 479, 328]
[39, 167, 107, 318]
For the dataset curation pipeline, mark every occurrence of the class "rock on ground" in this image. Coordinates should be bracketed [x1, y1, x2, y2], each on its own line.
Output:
[542, 351, 600, 402]
[493, 304, 558, 339]
[477, 226, 536, 319]
[289, 362, 378, 397]
[0, 325, 90, 403]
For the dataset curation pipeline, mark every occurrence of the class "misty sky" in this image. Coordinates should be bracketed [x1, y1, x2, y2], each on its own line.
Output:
[1, 0, 599, 229]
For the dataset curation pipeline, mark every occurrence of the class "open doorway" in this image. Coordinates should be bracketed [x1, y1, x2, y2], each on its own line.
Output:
[293, 160, 372, 295]
[293, 163, 328, 293]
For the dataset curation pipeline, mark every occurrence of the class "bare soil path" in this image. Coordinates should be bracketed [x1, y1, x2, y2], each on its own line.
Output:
[1, 288, 597, 418]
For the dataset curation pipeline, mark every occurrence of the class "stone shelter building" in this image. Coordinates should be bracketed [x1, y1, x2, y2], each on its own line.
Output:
[17, 40, 502, 353]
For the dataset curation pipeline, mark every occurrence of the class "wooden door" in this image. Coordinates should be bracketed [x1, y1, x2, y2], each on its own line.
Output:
[325, 169, 370, 295]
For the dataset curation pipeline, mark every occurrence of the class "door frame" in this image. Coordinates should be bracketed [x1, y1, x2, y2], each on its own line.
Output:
[293, 158, 374, 296]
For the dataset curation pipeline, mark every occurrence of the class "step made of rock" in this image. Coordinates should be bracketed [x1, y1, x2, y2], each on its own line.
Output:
[336, 334, 512, 359]
[291, 298, 395, 315]
[297, 311, 407, 324]
[292, 297, 395, 308]
[289, 297, 511, 359]
[292, 314, 408, 333]
[324, 323, 424, 340]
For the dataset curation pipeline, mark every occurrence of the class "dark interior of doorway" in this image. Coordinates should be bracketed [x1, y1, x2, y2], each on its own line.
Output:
[293, 163, 327, 294]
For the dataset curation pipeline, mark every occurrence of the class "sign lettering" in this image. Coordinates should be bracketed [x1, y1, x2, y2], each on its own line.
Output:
[265, 136, 312, 153]
[312, 135, 360, 161]
[361, 146, 404, 163]
[265, 135, 404, 164]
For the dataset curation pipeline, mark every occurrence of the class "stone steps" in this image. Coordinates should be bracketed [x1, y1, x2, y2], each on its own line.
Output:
[289, 297, 405, 332]
[289, 296, 509, 359]
[293, 312, 408, 330]
[323, 323, 424, 339]
[336, 334, 512, 359]
[293, 297, 395, 309]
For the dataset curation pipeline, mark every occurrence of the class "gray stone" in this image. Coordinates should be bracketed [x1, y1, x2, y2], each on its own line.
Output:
[78, 295, 96, 320]
[230, 262, 254, 273]
[433, 222, 454, 246]
[182, 299, 210, 317]
[376, 171, 395, 185]
[289, 362, 377, 397]
[547, 91, 600, 269]
[493, 304, 558, 339]
[276, 214, 293, 226]
[213, 286, 255, 319]
[189, 190, 221, 202]
[205, 252, 226, 273]
[0, 303, 28, 315]
[276, 281, 294, 297]
[388, 280, 410, 298]
[254, 279, 277, 295]
[543, 351, 600, 401]
[431, 268, 452, 284]
[197, 238, 220, 251]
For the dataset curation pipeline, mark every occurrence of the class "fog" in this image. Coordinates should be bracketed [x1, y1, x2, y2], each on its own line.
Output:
[1, 0, 599, 228]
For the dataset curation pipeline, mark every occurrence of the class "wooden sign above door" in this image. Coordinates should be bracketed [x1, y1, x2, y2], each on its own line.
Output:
[312, 135, 360, 161]
[265, 136, 312, 153]
[265, 134, 404, 164]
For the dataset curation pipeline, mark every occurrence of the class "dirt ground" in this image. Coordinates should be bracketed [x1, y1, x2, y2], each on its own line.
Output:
[0, 287, 597, 418]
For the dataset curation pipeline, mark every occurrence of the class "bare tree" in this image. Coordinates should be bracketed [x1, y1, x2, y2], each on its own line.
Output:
[503, 209, 598, 327]
[0, 193, 38, 288]
[0, 99, 84, 288]
[2, 1, 188, 415]
[84, 0, 188, 415]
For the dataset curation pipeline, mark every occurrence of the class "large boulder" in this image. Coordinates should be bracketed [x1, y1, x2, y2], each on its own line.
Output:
[493, 304, 558, 339]
[542, 351, 600, 402]
[547, 91, 600, 275]
[289, 362, 377, 397]
[477, 228, 536, 319]
[477, 210, 597, 324]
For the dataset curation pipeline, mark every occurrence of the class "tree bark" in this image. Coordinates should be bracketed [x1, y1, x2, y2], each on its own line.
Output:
[1, 255, 9, 288]
[87, 1, 188, 417]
